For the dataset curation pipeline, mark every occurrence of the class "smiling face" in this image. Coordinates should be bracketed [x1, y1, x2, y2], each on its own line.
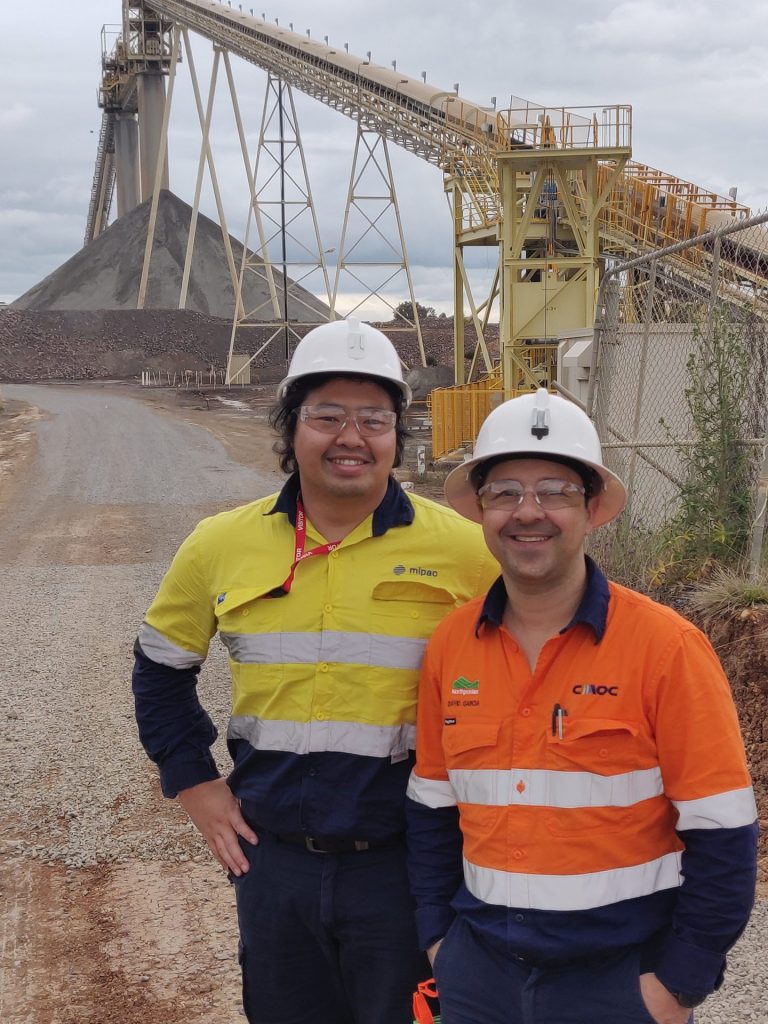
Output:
[293, 376, 398, 512]
[479, 457, 597, 592]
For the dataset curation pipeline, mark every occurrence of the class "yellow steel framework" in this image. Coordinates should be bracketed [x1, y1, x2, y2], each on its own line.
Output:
[496, 105, 631, 394]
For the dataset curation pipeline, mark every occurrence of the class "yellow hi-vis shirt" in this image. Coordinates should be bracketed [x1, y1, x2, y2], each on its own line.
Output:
[138, 480, 499, 831]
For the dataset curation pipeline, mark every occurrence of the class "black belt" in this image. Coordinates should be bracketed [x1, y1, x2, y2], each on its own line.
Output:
[510, 946, 623, 970]
[239, 803, 404, 854]
[267, 830, 404, 854]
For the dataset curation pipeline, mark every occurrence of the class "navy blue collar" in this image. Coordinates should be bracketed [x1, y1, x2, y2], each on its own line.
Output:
[475, 556, 610, 641]
[268, 472, 415, 536]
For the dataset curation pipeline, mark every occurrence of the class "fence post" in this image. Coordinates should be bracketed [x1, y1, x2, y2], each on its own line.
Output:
[625, 260, 657, 519]
[748, 428, 768, 580]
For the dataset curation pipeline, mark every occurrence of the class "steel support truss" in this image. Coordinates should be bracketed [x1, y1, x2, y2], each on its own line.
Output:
[226, 72, 333, 383]
[333, 125, 426, 368]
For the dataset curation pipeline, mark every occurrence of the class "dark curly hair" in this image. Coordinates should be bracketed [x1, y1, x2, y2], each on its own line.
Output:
[269, 373, 408, 475]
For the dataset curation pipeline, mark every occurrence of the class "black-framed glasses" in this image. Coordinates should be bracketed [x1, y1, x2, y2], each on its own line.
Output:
[298, 404, 397, 437]
[477, 478, 586, 511]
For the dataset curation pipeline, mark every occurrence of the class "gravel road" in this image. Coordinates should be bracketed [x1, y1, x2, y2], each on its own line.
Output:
[0, 383, 280, 1024]
[0, 382, 765, 1023]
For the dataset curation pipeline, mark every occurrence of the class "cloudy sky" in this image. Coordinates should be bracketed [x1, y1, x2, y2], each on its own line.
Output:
[1, 0, 766, 313]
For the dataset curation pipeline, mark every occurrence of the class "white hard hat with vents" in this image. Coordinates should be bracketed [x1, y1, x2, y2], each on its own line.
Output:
[444, 388, 626, 527]
[277, 317, 412, 406]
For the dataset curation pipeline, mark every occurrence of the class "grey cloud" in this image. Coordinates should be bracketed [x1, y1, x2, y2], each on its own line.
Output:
[1, 0, 766, 304]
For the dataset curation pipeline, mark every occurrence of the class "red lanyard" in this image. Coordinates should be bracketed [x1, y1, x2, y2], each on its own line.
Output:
[276, 498, 341, 595]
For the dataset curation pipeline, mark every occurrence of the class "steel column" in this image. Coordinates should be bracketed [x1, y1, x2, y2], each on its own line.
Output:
[114, 113, 140, 217]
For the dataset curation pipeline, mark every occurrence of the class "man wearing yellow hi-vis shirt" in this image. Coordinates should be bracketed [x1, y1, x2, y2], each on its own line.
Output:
[132, 317, 499, 1024]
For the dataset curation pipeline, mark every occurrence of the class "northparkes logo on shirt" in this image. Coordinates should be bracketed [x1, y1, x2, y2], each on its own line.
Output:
[445, 675, 619, 717]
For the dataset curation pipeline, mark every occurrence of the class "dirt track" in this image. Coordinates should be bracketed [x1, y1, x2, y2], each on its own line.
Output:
[0, 382, 765, 1024]
[0, 383, 282, 1024]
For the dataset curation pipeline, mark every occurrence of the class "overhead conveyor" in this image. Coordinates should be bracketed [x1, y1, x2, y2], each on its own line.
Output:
[87, 0, 766, 395]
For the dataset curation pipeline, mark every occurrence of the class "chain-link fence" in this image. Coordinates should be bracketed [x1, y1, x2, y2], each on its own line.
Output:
[587, 209, 768, 580]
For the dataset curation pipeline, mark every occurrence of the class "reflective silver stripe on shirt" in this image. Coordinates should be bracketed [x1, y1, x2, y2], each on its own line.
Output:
[220, 630, 427, 671]
[138, 623, 205, 669]
[447, 766, 664, 809]
[406, 772, 457, 808]
[228, 715, 416, 759]
[672, 786, 758, 830]
[464, 850, 683, 911]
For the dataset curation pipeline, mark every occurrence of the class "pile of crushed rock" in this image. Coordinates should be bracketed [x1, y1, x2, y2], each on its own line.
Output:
[0, 307, 496, 383]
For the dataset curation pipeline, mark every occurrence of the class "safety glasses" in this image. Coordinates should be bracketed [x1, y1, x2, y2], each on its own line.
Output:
[298, 404, 397, 437]
[477, 478, 586, 511]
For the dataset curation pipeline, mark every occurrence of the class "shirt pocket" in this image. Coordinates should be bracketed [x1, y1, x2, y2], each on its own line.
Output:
[214, 578, 292, 689]
[214, 578, 290, 633]
[370, 580, 457, 642]
[443, 721, 501, 837]
[544, 718, 648, 835]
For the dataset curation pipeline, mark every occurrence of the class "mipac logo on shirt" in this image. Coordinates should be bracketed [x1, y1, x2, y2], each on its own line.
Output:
[392, 564, 440, 577]
[572, 683, 619, 696]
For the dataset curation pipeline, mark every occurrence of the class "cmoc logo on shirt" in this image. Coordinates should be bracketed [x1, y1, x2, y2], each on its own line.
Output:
[572, 683, 619, 696]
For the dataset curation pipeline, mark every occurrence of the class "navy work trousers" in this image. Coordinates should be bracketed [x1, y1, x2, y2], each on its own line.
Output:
[434, 916, 693, 1024]
[231, 830, 429, 1024]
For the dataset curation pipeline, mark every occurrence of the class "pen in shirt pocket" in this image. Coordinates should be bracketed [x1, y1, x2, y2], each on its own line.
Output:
[551, 703, 568, 739]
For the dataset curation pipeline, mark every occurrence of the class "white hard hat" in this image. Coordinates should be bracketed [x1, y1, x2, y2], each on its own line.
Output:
[444, 388, 626, 527]
[277, 317, 412, 407]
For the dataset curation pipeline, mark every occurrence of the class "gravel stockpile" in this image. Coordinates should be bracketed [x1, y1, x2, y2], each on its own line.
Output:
[11, 191, 328, 321]
[0, 306, 497, 383]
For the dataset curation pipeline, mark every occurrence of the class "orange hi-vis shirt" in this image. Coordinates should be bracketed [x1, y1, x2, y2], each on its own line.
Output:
[406, 562, 758, 995]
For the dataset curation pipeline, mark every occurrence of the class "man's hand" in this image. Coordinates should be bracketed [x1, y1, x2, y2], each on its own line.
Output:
[177, 778, 258, 876]
[426, 939, 443, 967]
[639, 973, 696, 1024]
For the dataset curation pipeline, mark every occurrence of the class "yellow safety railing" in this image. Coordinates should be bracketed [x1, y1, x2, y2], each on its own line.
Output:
[428, 376, 504, 460]
[429, 343, 559, 461]
[597, 160, 749, 267]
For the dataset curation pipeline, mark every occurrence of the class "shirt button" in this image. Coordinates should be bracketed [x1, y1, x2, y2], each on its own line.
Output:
[324, 603, 333, 613]
[319, 663, 329, 672]
[514, 913, 525, 923]
[241, 609, 249, 617]
[513, 849, 524, 860]
[411, 610, 419, 619]
[331, 550, 339, 559]
[308, 768, 319, 777]
[599, 748, 609, 758]
[520, 707, 531, 717]
[315, 712, 326, 721]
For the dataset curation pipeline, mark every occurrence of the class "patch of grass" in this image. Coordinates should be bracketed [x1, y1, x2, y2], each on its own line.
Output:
[587, 520, 670, 594]
[685, 565, 768, 620]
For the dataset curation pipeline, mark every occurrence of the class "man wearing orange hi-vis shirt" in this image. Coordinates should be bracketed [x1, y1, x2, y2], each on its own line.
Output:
[406, 389, 758, 1024]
